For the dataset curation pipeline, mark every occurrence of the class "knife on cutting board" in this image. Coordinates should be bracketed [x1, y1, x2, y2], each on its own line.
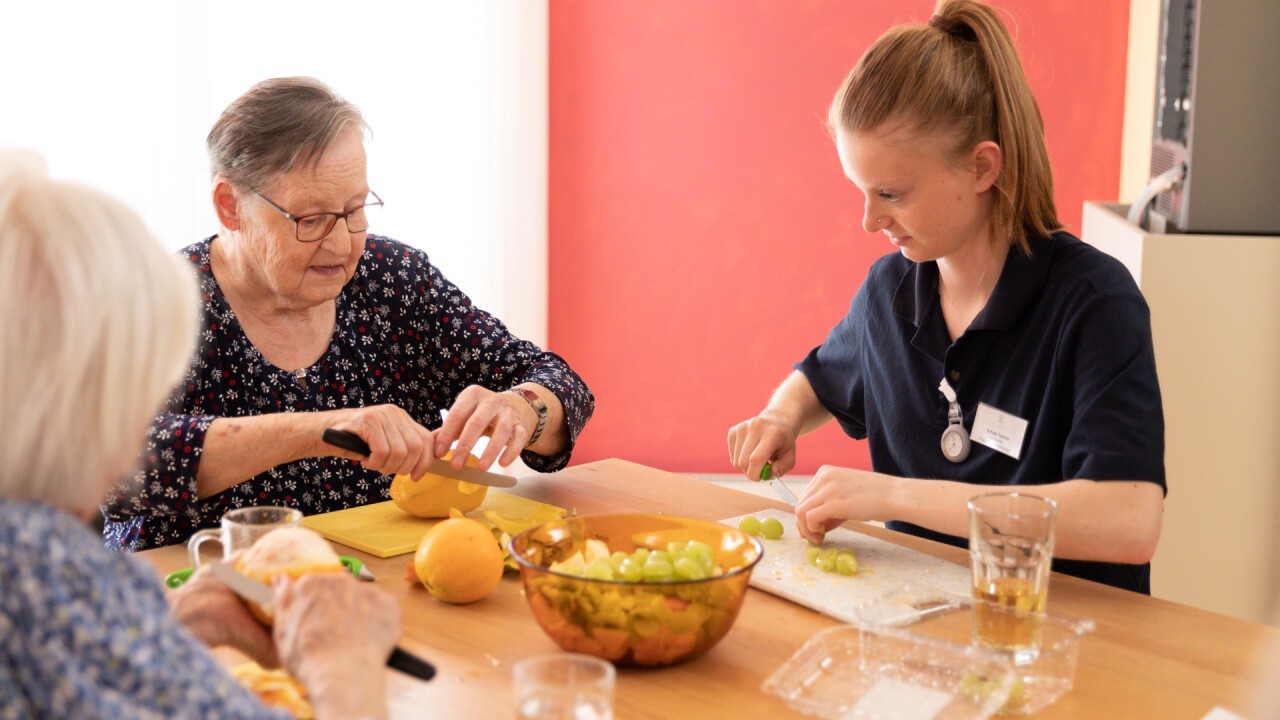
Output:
[322, 428, 517, 488]
[209, 561, 436, 682]
[760, 462, 799, 506]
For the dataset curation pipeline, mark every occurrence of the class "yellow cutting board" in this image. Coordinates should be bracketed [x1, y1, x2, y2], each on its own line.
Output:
[303, 492, 565, 558]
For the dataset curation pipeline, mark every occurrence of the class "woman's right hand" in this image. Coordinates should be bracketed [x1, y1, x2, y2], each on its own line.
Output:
[272, 572, 400, 718]
[727, 414, 799, 482]
[319, 404, 438, 480]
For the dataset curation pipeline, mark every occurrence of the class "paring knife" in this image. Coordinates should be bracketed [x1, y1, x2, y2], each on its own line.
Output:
[209, 561, 436, 682]
[760, 462, 799, 506]
[322, 428, 517, 488]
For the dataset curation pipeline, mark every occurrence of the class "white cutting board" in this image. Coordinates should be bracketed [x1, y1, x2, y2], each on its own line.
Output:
[722, 508, 971, 624]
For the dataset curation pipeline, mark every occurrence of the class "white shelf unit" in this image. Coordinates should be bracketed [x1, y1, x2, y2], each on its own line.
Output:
[1082, 201, 1280, 624]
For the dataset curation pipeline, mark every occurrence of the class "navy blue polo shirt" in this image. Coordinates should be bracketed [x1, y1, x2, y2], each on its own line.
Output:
[796, 231, 1165, 593]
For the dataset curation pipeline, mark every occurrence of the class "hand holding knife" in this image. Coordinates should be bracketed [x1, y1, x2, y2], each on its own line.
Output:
[209, 561, 436, 682]
[322, 428, 516, 488]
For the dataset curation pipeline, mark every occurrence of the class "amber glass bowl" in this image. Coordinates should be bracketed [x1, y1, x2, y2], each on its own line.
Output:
[510, 513, 764, 667]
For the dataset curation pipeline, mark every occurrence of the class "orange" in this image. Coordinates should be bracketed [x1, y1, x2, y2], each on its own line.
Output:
[413, 517, 504, 604]
[234, 527, 345, 626]
[389, 450, 489, 517]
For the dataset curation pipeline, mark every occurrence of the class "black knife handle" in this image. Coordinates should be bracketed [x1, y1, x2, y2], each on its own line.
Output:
[323, 428, 371, 457]
[388, 646, 436, 681]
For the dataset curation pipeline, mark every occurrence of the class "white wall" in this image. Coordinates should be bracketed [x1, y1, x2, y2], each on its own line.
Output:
[0, 0, 547, 343]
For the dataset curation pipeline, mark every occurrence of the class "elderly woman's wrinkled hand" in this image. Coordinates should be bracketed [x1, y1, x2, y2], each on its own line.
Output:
[271, 572, 400, 692]
[436, 385, 537, 470]
[321, 403, 438, 480]
[167, 563, 280, 668]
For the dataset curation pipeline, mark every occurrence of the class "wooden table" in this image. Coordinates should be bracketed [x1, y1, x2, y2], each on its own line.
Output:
[140, 459, 1280, 719]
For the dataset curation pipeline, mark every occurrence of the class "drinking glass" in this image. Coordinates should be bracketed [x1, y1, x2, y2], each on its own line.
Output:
[187, 506, 303, 567]
[968, 492, 1057, 663]
[513, 653, 615, 720]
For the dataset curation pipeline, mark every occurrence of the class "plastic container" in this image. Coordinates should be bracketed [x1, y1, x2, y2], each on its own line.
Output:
[762, 621, 1017, 719]
[854, 588, 1095, 716]
[763, 586, 1094, 718]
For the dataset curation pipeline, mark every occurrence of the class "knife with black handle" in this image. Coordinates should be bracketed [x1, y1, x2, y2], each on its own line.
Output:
[321, 428, 517, 488]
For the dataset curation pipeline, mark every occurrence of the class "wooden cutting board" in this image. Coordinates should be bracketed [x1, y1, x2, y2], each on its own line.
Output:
[303, 492, 565, 558]
[721, 508, 971, 624]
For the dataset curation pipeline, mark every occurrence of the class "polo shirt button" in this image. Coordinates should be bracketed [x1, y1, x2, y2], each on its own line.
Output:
[949, 370, 961, 381]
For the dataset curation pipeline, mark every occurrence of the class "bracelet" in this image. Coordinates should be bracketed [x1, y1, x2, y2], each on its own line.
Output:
[506, 388, 548, 448]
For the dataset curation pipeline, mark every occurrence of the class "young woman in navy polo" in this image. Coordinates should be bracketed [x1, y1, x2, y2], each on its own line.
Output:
[727, 0, 1163, 593]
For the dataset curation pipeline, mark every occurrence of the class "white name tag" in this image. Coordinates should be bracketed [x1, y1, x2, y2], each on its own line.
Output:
[971, 403, 1029, 460]
[844, 678, 952, 720]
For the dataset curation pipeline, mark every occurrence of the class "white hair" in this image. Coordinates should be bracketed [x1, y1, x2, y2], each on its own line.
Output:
[0, 150, 199, 515]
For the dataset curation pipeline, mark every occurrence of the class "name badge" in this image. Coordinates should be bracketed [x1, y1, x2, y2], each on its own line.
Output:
[971, 402, 1029, 460]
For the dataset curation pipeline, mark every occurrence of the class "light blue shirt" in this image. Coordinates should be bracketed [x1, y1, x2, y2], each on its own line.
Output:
[0, 499, 288, 719]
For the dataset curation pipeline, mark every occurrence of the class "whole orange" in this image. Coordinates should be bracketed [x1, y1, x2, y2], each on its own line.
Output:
[389, 450, 489, 517]
[413, 517, 504, 604]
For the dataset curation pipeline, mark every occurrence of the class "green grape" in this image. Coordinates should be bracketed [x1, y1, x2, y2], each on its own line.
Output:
[619, 558, 644, 582]
[586, 557, 615, 580]
[608, 551, 629, 570]
[673, 557, 707, 581]
[738, 516, 762, 536]
[631, 547, 651, 563]
[805, 546, 822, 563]
[666, 541, 688, 556]
[643, 559, 674, 582]
[760, 517, 784, 539]
[817, 549, 838, 572]
[684, 540, 713, 564]
[835, 552, 858, 576]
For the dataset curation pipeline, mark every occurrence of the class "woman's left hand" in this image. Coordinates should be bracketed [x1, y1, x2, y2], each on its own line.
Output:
[435, 385, 537, 470]
[166, 562, 279, 667]
[793, 465, 898, 544]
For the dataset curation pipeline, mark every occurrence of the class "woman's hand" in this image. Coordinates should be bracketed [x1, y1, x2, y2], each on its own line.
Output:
[272, 572, 400, 719]
[727, 413, 799, 483]
[166, 563, 279, 668]
[793, 465, 898, 544]
[320, 404, 438, 480]
[436, 385, 538, 470]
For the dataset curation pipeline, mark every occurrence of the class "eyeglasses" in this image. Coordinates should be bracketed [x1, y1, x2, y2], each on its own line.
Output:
[253, 190, 383, 242]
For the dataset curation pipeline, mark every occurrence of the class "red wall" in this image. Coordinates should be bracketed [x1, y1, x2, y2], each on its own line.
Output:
[548, 1, 1129, 474]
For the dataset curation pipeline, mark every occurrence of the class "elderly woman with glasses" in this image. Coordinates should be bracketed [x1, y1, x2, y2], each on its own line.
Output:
[102, 77, 594, 551]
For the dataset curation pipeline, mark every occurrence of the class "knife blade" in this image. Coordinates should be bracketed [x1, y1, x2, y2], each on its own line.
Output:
[322, 428, 517, 488]
[209, 561, 436, 682]
[760, 462, 799, 506]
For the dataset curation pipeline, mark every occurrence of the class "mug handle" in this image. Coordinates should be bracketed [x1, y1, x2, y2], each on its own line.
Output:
[188, 528, 224, 568]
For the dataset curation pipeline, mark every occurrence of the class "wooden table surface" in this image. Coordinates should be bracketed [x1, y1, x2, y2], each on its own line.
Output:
[139, 459, 1280, 719]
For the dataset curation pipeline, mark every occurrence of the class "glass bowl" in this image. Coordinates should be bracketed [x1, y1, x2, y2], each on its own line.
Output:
[509, 513, 763, 667]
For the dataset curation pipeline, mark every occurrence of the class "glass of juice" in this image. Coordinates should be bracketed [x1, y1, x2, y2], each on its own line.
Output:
[967, 492, 1057, 664]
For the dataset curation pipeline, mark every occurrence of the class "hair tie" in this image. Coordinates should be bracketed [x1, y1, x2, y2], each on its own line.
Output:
[928, 14, 975, 41]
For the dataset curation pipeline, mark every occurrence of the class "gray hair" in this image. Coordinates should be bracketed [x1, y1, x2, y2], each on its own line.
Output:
[207, 76, 368, 190]
[0, 150, 199, 514]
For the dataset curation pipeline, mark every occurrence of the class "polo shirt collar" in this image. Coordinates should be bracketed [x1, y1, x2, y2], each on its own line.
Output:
[892, 232, 1057, 333]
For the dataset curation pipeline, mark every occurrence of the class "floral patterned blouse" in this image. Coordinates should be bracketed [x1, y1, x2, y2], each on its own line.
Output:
[0, 499, 289, 719]
[102, 235, 594, 552]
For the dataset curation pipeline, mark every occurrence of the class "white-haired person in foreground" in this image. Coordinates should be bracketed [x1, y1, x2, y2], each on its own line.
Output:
[0, 150, 400, 719]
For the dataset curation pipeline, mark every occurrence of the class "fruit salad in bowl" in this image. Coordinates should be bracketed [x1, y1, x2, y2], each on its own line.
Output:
[510, 514, 763, 667]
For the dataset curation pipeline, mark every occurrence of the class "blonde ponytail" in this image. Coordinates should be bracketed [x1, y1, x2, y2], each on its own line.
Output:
[830, 0, 1061, 253]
